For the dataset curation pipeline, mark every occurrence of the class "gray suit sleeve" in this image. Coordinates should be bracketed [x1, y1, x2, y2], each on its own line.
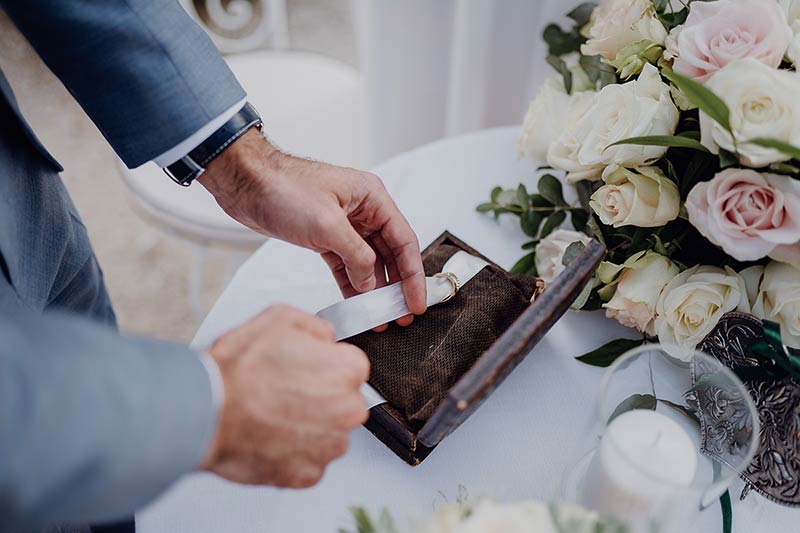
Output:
[0, 0, 246, 168]
[0, 308, 218, 531]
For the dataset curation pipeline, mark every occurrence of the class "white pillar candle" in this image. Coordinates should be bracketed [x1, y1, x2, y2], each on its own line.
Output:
[581, 409, 698, 532]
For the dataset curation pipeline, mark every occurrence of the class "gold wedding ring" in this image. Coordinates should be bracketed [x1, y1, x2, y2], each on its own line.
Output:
[434, 271, 461, 303]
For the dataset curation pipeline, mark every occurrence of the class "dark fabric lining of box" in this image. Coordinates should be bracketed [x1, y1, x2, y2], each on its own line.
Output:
[346, 244, 540, 423]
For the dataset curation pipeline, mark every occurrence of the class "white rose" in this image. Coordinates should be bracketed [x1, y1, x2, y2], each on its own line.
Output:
[518, 77, 572, 162]
[535, 229, 593, 284]
[655, 265, 750, 349]
[783, 0, 800, 66]
[546, 91, 603, 182]
[599, 251, 680, 335]
[575, 64, 679, 172]
[590, 166, 680, 228]
[700, 59, 800, 168]
[752, 261, 800, 347]
[581, 0, 668, 63]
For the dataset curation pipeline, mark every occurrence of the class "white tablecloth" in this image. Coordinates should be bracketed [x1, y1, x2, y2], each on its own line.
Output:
[139, 127, 796, 532]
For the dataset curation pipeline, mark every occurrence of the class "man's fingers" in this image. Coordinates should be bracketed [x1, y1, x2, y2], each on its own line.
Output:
[321, 252, 359, 299]
[380, 216, 426, 315]
[325, 217, 377, 293]
[268, 304, 336, 341]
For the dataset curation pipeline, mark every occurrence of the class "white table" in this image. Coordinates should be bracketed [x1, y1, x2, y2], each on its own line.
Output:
[139, 127, 796, 532]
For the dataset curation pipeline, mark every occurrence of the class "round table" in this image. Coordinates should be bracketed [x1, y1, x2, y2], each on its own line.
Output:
[138, 127, 796, 532]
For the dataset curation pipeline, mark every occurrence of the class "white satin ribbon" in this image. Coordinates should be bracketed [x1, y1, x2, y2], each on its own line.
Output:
[316, 251, 490, 408]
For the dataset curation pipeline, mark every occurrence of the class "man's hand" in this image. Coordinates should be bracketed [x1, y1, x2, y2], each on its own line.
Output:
[197, 130, 427, 325]
[200, 305, 369, 487]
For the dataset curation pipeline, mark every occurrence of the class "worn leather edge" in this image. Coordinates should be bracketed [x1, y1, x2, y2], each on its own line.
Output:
[418, 239, 605, 447]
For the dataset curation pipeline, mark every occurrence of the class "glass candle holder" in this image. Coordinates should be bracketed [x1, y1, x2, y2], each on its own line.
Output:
[563, 344, 760, 533]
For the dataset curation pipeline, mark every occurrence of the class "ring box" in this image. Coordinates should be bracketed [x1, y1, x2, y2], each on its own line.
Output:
[343, 231, 605, 465]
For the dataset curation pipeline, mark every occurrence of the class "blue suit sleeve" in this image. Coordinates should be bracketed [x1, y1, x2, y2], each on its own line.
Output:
[0, 307, 217, 530]
[0, 0, 246, 167]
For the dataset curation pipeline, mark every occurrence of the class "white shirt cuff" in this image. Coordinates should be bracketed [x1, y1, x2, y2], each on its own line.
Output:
[199, 351, 225, 415]
[152, 97, 248, 167]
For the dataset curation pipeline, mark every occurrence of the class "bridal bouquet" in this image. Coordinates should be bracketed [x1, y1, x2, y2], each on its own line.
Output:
[341, 499, 625, 533]
[481, 0, 800, 363]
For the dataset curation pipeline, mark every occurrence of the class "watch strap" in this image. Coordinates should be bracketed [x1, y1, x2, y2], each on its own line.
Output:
[164, 102, 262, 186]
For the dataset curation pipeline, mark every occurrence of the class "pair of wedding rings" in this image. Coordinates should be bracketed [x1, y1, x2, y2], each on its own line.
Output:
[433, 271, 461, 303]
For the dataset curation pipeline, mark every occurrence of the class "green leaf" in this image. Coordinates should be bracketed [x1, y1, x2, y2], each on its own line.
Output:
[490, 186, 503, 203]
[607, 135, 710, 153]
[476, 202, 494, 213]
[520, 210, 544, 237]
[571, 209, 590, 233]
[609, 393, 657, 423]
[718, 149, 738, 169]
[748, 137, 800, 161]
[538, 174, 566, 205]
[566, 2, 597, 27]
[531, 193, 553, 208]
[377, 509, 398, 533]
[547, 54, 573, 94]
[576, 338, 645, 367]
[663, 68, 732, 133]
[562, 241, 587, 267]
[351, 507, 376, 533]
[521, 240, 540, 250]
[586, 216, 607, 246]
[580, 54, 617, 88]
[510, 251, 537, 275]
[652, 0, 670, 11]
[540, 210, 567, 238]
[659, 8, 689, 30]
[542, 24, 582, 56]
[575, 180, 595, 211]
[517, 183, 530, 208]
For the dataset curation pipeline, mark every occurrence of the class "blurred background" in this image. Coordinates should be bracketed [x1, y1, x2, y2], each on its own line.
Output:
[0, 0, 561, 343]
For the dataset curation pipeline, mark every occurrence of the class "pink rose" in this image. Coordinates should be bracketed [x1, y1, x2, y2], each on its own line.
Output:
[686, 169, 800, 262]
[671, 0, 792, 82]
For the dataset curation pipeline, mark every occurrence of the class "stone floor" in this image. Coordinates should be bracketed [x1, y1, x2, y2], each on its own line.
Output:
[0, 0, 354, 342]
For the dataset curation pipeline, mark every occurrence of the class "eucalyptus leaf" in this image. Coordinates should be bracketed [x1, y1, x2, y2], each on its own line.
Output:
[543, 24, 582, 56]
[538, 174, 566, 205]
[575, 180, 595, 210]
[562, 241, 587, 267]
[571, 209, 590, 233]
[576, 337, 645, 367]
[352, 507, 377, 533]
[607, 135, 710, 153]
[490, 186, 503, 203]
[608, 393, 657, 423]
[580, 54, 617, 88]
[659, 8, 689, 30]
[476, 202, 494, 213]
[586, 216, 607, 246]
[520, 210, 544, 237]
[547, 55, 573, 94]
[510, 251, 537, 275]
[748, 137, 800, 161]
[517, 183, 530, 208]
[566, 2, 597, 26]
[663, 69, 732, 133]
[521, 240, 540, 250]
[540, 210, 567, 238]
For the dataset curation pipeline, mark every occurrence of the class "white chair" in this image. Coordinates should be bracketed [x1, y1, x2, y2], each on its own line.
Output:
[117, 0, 367, 318]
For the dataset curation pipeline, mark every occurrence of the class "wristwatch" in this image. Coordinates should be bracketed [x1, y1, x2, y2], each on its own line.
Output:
[163, 102, 263, 186]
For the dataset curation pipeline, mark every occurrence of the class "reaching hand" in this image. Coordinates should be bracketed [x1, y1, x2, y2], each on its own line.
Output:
[198, 130, 427, 323]
[200, 305, 369, 487]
